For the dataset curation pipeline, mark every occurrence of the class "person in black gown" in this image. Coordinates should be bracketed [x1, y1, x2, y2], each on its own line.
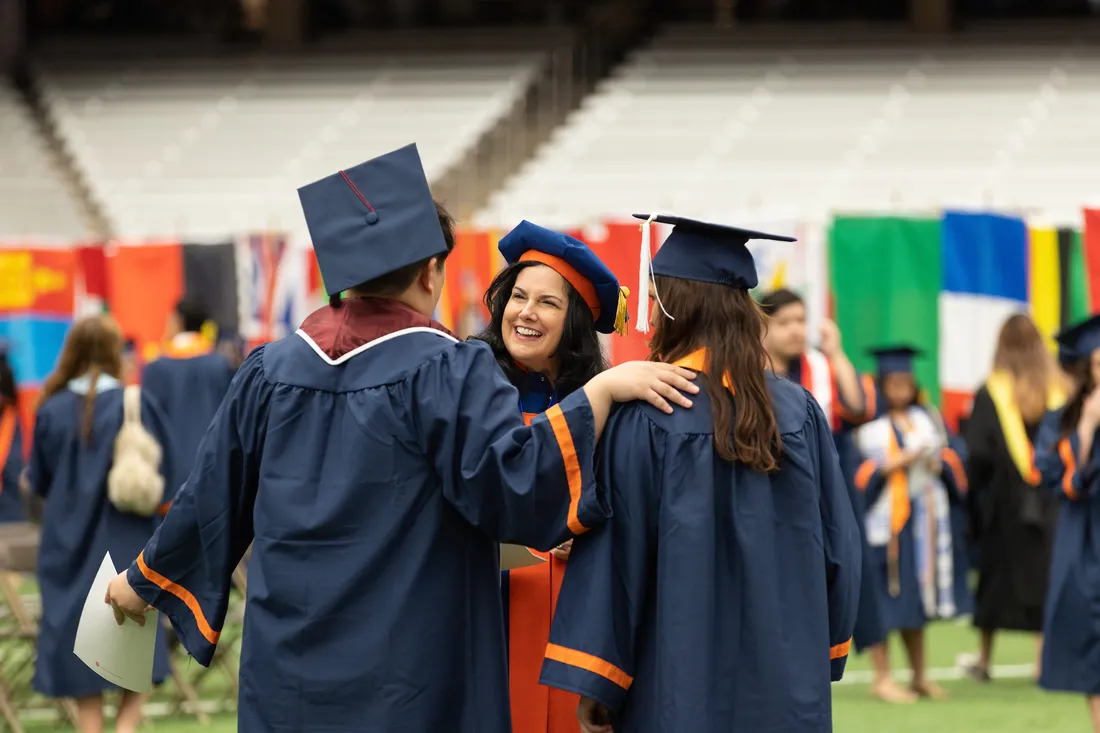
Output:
[963, 313, 1068, 681]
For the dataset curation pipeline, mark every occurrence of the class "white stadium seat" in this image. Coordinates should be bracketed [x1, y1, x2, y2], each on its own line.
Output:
[475, 23, 1100, 229]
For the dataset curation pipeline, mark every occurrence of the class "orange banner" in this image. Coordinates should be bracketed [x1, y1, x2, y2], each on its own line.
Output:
[106, 242, 183, 346]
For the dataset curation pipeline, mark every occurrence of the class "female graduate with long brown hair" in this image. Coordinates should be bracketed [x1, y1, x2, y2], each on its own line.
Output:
[29, 315, 173, 733]
[473, 220, 629, 733]
[540, 215, 862, 733]
[963, 313, 1068, 681]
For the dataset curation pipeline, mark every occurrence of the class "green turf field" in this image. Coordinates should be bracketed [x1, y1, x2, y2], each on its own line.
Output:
[15, 619, 1089, 733]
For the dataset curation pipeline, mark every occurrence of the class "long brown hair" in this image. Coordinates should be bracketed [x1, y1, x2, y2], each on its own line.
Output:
[38, 315, 124, 443]
[648, 276, 782, 472]
[991, 313, 1061, 423]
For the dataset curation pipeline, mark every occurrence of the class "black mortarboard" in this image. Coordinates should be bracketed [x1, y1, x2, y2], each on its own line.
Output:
[869, 345, 922, 375]
[298, 143, 447, 296]
[1055, 314, 1100, 364]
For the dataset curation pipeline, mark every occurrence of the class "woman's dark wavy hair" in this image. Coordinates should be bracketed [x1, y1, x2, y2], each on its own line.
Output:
[1060, 359, 1093, 439]
[471, 261, 608, 398]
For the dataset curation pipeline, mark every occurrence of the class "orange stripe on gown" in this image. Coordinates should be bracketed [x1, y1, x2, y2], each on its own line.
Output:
[511, 410, 579, 733]
[509, 554, 578, 733]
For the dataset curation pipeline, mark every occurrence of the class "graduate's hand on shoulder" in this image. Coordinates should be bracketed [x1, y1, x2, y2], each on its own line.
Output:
[577, 697, 613, 733]
[105, 572, 153, 627]
[592, 361, 699, 414]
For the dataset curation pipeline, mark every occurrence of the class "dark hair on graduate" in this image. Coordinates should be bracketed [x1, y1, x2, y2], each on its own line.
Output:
[344, 200, 457, 304]
[649, 276, 781, 472]
[757, 288, 804, 317]
[471, 261, 608, 399]
[0, 352, 16, 410]
[876, 373, 922, 410]
[1060, 360, 1093, 439]
[176, 297, 211, 333]
[39, 315, 124, 444]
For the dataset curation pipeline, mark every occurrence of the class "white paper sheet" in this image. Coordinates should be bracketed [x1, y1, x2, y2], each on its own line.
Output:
[73, 552, 158, 693]
[500, 544, 549, 570]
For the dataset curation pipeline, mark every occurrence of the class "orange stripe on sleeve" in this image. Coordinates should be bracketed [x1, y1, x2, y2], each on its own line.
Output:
[942, 448, 968, 494]
[157, 501, 172, 516]
[1058, 438, 1078, 500]
[136, 550, 221, 645]
[854, 460, 877, 492]
[0, 408, 16, 473]
[545, 405, 585, 535]
[830, 639, 852, 659]
[544, 643, 633, 690]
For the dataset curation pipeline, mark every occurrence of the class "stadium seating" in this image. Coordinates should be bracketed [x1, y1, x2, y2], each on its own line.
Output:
[475, 24, 1100, 229]
[36, 34, 554, 240]
[0, 83, 91, 240]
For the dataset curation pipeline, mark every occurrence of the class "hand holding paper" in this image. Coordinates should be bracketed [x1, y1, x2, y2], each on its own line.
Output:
[106, 572, 153, 626]
[74, 552, 159, 693]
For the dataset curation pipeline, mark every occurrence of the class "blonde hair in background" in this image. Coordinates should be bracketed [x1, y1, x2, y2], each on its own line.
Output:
[991, 313, 1063, 423]
[38, 315, 124, 442]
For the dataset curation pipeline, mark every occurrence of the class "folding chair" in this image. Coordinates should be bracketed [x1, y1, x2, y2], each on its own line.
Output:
[0, 523, 78, 732]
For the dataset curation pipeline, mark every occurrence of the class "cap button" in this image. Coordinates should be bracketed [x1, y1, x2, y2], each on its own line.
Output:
[365, 211, 379, 225]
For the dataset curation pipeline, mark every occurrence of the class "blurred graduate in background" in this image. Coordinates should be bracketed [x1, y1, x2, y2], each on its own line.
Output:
[0, 342, 24, 523]
[962, 314, 1066, 682]
[140, 297, 234, 513]
[1035, 314, 1100, 733]
[853, 346, 968, 701]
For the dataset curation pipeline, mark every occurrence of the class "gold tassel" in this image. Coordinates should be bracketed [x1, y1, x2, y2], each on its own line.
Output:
[200, 320, 218, 346]
[614, 286, 631, 336]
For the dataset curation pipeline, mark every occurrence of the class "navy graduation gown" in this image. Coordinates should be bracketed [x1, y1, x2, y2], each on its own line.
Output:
[127, 298, 610, 733]
[786, 356, 886, 651]
[541, 365, 861, 733]
[28, 382, 173, 698]
[141, 338, 234, 510]
[853, 418, 968, 632]
[1035, 411, 1100, 695]
[0, 405, 25, 522]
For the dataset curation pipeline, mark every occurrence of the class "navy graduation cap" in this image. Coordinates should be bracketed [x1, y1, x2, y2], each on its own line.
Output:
[633, 213, 795, 291]
[868, 345, 922, 375]
[1055, 314, 1100, 363]
[498, 220, 630, 335]
[298, 143, 448, 297]
[631, 213, 796, 332]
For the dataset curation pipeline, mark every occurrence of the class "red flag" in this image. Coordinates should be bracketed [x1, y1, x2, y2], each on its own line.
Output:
[1084, 208, 1100, 313]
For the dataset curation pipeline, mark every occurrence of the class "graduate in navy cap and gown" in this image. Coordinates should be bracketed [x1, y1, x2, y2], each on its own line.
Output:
[540, 214, 861, 733]
[0, 344, 24, 522]
[140, 298, 234, 514]
[105, 144, 697, 733]
[28, 315, 173, 733]
[472, 221, 630, 733]
[852, 346, 967, 701]
[1035, 315, 1100, 732]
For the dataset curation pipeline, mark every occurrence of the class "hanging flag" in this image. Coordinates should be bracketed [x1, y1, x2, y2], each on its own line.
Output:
[0, 247, 78, 435]
[106, 241, 184, 348]
[1059, 228, 1092, 326]
[183, 242, 239, 335]
[939, 211, 1029, 427]
[1084, 208, 1100, 315]
[828, 215, 943, 410]
[1027, 224, 1060, 348]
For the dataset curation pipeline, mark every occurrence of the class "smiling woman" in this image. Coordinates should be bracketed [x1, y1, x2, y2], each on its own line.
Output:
[470, 219, 629, 733]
